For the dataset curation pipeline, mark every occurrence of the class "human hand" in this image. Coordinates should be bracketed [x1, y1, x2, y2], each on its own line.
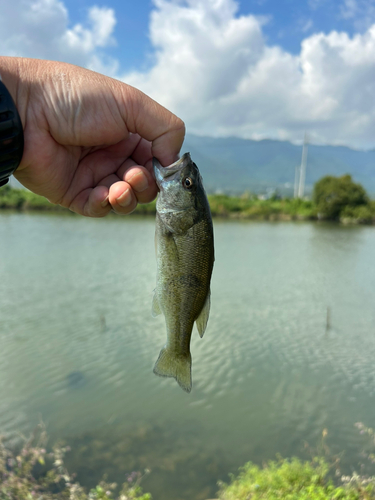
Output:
[0, 57, 185, 217]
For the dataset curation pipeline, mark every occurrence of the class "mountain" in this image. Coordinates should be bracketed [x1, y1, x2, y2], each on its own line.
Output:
[8, 134, 375, 197]
[183, 134, 375, 195]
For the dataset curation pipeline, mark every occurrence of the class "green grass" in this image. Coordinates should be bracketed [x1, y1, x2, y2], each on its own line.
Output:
[218, 457, 375, 500]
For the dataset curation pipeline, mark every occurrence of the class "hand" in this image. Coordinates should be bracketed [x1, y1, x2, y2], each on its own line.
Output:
[0, 57, 185, 217]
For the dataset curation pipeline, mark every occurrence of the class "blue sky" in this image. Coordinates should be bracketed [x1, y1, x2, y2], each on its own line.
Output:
[62, 0, 153, 71]
[1, 0, 375, 148]
[60, 0, 375, 70]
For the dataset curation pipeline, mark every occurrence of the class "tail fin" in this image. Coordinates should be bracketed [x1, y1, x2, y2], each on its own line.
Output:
[153, 347, 192, 393]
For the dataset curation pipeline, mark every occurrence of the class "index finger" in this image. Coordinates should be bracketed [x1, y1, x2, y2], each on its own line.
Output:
[121, 84, 186, 167]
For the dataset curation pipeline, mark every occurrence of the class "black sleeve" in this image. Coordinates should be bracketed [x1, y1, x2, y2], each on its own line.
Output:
[0, 79, 24, 187]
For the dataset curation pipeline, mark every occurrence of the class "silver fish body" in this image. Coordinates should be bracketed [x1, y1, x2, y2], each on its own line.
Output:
[152, 153, 214, 392]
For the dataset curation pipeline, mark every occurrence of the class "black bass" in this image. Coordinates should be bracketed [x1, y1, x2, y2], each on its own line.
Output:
[152, 153, 214, 393]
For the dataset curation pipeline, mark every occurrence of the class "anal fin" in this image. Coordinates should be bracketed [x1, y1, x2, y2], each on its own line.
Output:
[196, 291, 211, 338]
[152, 291, 162, 317]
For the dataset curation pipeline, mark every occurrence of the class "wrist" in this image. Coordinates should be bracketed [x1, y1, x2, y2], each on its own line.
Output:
[0, 58, 25, 186]
[0, 57, 30, 125]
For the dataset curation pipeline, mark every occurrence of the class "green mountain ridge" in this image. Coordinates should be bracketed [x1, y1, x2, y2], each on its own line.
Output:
[183, 134, 375, 195]
[8, 134, 375, 197]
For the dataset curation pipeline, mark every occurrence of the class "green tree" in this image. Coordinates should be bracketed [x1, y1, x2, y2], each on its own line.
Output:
[313, 174, 369, 220]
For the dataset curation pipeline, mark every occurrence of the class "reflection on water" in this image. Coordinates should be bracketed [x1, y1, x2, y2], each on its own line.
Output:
[1, 213, 375, 499]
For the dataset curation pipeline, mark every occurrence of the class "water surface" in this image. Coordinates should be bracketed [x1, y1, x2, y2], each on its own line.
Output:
[1, 212, 375, 499]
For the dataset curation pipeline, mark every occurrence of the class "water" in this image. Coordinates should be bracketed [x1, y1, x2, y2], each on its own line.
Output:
[1, 212, 375, 499]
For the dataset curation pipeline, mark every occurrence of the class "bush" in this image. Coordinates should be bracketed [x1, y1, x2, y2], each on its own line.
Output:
[313, 175, 369, 220]
[0, 424, 151, 500]
[218, 457, 375, 500]
[0, 185, 59, 210]
[207, 194, 251, 216]
[207, 195, 315, 220]
[340, 204, 375, 224]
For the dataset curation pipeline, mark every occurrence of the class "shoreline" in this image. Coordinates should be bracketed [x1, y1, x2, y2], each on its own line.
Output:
[1, 187, 375, 225]
[0, 205, 372, 225]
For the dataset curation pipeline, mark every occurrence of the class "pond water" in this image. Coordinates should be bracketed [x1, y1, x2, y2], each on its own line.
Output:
[1, 212, 375, 499]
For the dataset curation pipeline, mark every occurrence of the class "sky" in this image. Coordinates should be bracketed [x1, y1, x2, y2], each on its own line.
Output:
[1, 0, 375, 149]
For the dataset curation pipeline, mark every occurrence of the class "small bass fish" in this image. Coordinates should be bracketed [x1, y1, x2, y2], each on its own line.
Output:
[152, 153, 214, 393]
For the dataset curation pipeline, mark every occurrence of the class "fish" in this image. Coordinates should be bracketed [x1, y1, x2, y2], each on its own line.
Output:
[152, 152, 214, 393]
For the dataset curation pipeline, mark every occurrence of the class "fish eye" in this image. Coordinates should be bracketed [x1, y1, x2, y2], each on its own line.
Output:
[183, 177, 193, 189]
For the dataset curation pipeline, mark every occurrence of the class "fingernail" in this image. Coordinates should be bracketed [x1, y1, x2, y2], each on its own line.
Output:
[129, 172, 149, 193]
[101, 196, 109, 208]
[116, 189, 132, 207]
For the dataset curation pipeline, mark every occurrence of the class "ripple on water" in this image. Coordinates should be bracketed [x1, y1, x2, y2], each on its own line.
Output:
[1, 217, 375, 498]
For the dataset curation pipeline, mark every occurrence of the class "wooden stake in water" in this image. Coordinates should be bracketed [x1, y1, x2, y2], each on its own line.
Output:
[100, 314, 106, 333]
[325, 306, 331, 336]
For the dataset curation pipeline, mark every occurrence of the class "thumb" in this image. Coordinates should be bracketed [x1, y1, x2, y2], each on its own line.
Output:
[120, 84, 185, 166]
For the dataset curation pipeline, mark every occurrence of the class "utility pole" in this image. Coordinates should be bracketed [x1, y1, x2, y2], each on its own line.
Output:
[294, 165, 300, 198]
[297, 132, 308, 198]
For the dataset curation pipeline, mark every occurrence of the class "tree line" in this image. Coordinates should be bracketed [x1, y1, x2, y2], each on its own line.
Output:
[1, 174, 375, 224]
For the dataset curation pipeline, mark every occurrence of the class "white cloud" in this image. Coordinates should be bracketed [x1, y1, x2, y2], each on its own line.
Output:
[121, 0, 375, 149]
[0, 0, 117, 73]
[1, 0, 375, 148]
[124, 0, 266, 118]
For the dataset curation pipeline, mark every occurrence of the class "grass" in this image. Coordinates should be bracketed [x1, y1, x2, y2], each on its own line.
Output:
[217, 457, 375, 500]
[217, 424, 375, 500]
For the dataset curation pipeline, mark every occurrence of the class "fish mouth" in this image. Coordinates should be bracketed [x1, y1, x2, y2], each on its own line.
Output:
[153, 152, 191, 186]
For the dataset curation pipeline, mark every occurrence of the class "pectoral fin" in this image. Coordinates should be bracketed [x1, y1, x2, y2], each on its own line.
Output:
[196, 291, 211, 338]
[152, 291, 162, 317]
